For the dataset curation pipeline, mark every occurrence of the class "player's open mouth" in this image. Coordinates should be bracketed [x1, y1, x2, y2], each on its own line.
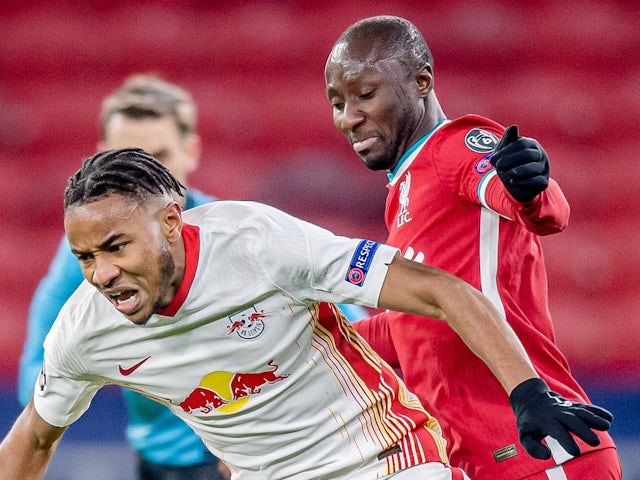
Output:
[108, 290, 140, 314]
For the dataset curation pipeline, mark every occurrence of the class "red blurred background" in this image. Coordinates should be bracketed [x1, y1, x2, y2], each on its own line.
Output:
[0, 0, 638, 475]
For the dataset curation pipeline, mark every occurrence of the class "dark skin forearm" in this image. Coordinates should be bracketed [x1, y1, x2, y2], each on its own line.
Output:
[377, 254, 537, 395]
[0, 399, 66, 480]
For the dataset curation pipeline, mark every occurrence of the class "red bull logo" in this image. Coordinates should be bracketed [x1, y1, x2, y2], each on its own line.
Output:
[179, 387, 228, 414]
[229, 360, 288, 399]
[226, 306, 269, 339]
[178, 360, 288, 415]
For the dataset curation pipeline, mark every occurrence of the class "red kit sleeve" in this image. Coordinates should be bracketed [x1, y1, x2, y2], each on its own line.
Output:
[484, 176, 570, 235]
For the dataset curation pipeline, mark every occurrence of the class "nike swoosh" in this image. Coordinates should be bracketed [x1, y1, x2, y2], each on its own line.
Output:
[118, 356, 152, 376]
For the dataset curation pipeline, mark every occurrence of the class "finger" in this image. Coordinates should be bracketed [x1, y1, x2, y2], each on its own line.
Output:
[520, 436, 552, 460]
[490, 125, 519, 166]
[547, 425, 582, 457]
[582, 404, 614, 422]
[497, 125, 519, 150]
[501, 162, 548, 181]
[556, 411, 602, 447]
[574, 407, 612, 431]
[491, 144, 545, 170]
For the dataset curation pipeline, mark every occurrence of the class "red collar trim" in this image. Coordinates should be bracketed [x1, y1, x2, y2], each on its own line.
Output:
[156, 223, 200, 317]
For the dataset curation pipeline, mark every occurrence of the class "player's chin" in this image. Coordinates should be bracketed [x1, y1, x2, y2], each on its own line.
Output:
[128, 311, 154, 325]
[362, 153, 393, 171]
[124, 298, 154, 325]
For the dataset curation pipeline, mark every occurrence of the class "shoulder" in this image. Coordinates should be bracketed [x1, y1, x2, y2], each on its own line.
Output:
[183, 201, 306, 253]
[415, 115, 505, 193]
[433, 114, 505, 155]
[182, 200, 283, 226]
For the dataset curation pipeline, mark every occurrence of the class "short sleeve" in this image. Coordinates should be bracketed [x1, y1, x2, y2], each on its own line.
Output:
[248, 203, 399, 308]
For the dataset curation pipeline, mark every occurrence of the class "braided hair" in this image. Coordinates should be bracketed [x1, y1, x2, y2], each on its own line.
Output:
[64, 148, 185, 210]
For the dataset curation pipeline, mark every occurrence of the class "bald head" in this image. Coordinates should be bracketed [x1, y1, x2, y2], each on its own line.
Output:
[328, 16, 433, 77]
[325, 15, 445, 172]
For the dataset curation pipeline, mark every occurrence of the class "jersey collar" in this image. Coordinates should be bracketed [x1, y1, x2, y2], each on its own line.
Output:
[387, 119, 450, 186]
[156, 223, 200, 317]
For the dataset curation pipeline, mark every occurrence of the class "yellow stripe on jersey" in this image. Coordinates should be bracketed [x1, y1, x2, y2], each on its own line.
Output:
[309, 303, 450, 471]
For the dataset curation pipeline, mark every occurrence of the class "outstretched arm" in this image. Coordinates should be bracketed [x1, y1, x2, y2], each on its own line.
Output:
[0, 399, 66, 480]
[377, 253, 612, 460]
[378, 254, 535, 393]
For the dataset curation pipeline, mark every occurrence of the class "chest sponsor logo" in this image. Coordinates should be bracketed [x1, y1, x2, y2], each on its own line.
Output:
[464, 128, 499, 153]
[397, 171, 412, 228]
[345, 239, 381, 286]
[226, 306, 269, 339]
[178, 360, 289, 415]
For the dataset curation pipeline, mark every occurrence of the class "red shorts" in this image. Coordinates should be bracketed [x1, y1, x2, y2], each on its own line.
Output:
[521, 448, 621, 480]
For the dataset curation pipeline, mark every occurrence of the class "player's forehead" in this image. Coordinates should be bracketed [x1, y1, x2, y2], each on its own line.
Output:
[326, 41, 402, 84]
[65, 194, 151, 239]
[104, 114, 182, 151]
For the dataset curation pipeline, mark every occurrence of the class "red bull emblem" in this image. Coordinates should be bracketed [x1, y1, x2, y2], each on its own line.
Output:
[179, 387, 228, 414]
[230, 360, 288, 399]
[226, 306, 269, 339]
[178, 360, 289, 415]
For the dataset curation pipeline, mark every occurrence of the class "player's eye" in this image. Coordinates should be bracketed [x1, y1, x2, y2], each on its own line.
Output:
[75, 253, 93, 263]
[360, 89, 375, 100]
[109, 243, 126, 253]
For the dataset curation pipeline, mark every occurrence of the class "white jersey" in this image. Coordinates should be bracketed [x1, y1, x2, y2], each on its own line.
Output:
[36, 201, 448, 479]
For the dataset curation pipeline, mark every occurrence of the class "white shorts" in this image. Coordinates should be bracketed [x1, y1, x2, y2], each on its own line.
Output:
[383, 462, 471, 480]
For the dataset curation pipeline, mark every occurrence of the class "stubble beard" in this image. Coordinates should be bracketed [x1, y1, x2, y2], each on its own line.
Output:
[139, 245, 176, 325]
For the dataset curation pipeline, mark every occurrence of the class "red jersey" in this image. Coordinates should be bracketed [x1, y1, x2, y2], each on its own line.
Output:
[354, 115, 616, 480]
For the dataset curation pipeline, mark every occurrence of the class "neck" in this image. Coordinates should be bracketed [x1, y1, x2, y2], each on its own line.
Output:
[413, 91, 446, 144]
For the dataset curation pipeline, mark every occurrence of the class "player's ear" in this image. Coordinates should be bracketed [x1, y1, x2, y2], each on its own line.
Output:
[162, 201, 183, 243]
[183, 133, 201, 174]
[415, 64, 434, 98]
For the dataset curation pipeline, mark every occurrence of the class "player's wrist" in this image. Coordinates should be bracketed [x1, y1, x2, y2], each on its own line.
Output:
[509, 377, 547, 407]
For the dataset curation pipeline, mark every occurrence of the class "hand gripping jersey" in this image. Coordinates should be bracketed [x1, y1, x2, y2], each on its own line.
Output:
[35, 201, 450, 480]
[356, 115, 616, 479]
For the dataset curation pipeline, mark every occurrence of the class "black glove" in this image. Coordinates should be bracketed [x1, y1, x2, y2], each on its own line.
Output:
[509, 378, 613, 460]
[490, 125, 550, 202]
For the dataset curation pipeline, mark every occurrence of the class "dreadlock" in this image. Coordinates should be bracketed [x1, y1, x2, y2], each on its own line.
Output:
[64, 148, 186, 210]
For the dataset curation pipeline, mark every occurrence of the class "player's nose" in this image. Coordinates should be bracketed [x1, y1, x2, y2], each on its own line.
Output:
[92, 257, 120, 289]
[340, 101, 365, 132]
